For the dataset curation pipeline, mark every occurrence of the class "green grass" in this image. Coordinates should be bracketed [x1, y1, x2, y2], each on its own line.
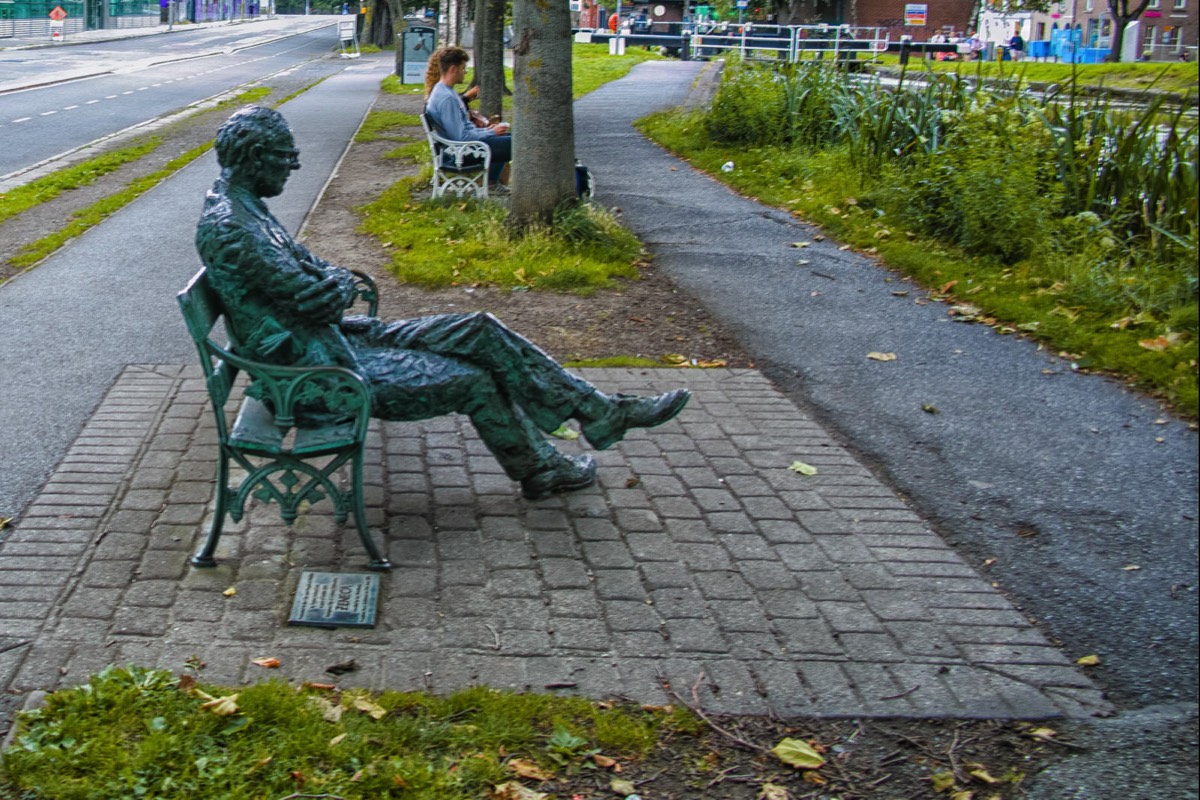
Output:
[9, 141, 215, 270]
[0, 665, 699, 800]
[638, 108, 1199, 416]
[360, 43, 665, 295]
[870, 56, 1199, 95]
[358, 178, 642, 293]
[0, 139, 161, 226]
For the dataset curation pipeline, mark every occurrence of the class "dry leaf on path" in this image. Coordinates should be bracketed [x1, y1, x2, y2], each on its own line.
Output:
[592, 754, 618, 769]
[308, 695, 344, 723]
[222, 587, 237, 597]
[550, 425, 579, 440]
[490, 782, 548, 800]
[352, 695, 388, 719]
[770, 738, 826, 769]
[198, 692, 240, 716]
[788, 461, 818, 476]
[251, 657, 281, 669]
[506, 759, 554, 781]
[867, 351, 897, 362]
[759, 783, 792, 800]
[1077, 654, 1101, 666]
[610, 777, 638, 796]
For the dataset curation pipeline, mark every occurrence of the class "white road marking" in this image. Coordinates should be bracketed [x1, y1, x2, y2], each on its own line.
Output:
[85, 100, 100, 104]
[40, 110, 57, 116]
[12, 117, 31, 123]
[106, 95, 118, 99]
[63, 105, 79, 110]
[122, 91, 134, 95]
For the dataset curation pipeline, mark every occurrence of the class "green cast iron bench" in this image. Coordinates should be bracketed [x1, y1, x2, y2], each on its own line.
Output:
[420, 111, 491, 200]
[177, 268, 391, 572]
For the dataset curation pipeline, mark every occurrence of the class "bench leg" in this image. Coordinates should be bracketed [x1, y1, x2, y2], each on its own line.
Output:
[351, 451, 391, 571]
[191, 450, 229, 568]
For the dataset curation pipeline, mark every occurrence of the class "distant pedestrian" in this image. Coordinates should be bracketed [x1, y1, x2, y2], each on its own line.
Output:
[1008, 31, 1025, 61]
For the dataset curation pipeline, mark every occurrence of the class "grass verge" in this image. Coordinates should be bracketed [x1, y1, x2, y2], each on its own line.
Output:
[360, 43, 664, 294]
[637, 106, 1199, 418]
[0, 666, 696, 799]
[868, 56, 1199, 95]
[359, 178, 641, 293]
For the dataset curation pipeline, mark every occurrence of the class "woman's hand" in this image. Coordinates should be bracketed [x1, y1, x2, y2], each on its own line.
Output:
[462, 85, 480, 101]
[490, 121, 510, 135]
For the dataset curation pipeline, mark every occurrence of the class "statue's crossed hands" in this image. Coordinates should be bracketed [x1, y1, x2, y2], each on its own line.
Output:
[295, 277, 347, 324]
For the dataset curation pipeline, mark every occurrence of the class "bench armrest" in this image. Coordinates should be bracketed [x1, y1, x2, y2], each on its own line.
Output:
[349, 270, 379, 317]
[213, 342, 372, 434]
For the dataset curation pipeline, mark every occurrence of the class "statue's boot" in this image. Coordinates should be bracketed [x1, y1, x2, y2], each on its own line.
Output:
[521, 453, 597, 500]
[581, 389, 691, 451]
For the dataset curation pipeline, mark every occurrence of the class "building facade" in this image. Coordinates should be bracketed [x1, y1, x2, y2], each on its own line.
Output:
[0, 0, 263, 38]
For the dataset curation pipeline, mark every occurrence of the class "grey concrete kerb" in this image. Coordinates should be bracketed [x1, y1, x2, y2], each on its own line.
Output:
[0, 365, 1110, 725]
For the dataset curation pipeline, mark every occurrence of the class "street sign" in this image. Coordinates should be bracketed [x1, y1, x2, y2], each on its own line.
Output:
[48, 5, 67, 20]
[903, 3, 927, 26]
[736, 0, 748, 7]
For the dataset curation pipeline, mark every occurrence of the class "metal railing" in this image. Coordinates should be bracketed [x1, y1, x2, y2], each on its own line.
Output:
[689, 24, 890, 64]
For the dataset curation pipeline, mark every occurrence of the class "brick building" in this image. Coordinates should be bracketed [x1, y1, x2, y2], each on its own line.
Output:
[782, 0, 977, 38]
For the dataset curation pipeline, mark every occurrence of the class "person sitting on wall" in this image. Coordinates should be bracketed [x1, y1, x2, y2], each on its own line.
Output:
[195, 106, 690, 501]
[424, 46, 511, 191]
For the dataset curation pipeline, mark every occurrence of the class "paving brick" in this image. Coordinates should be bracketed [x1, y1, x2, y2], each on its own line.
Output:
[540, 558, 592, 590]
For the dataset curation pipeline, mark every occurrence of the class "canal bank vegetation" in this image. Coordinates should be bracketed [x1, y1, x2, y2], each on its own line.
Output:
[639, 60, 1199, 416]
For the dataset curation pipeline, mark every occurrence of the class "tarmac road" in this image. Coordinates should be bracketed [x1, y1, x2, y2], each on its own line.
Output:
[0, 56, 391, 522]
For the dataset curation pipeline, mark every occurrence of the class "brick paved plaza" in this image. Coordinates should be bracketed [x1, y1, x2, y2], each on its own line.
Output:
[0, 365, 1109, 720]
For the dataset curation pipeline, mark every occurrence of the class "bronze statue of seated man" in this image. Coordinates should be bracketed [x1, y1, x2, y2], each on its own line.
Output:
[195, 106, 689, 500]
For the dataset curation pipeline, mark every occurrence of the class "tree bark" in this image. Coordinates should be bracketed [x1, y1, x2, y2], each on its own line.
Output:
[475, 0, 507, 119]
[511, 0, 576, 226]
[1107, 0, 1151, 61]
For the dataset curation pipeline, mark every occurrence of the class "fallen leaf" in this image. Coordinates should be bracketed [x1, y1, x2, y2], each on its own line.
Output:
[592, 754, 618, 769]
[695, 359, 728, 368]
[490, 782, 548, 800]
[198, 692, 240, 716]
[950, 792, 974, 800]
[661, 353, 688, 365]
[790, 241, 812, 248]
[1123, 564, 1141, 571]
[251, 657, 281, 669]
[1139, 335, 1180, 351]
[506, 758, 554, 781]
[308, 695, 344, 723]
[550, 424, 579, 440]
[930, 770, 957, 792]
[770, 738, 826, 769]
[329, 733, 347, 746]
[873, 228, 891, 239]
[1027, 726, 1057, 741]
[0, 518, 9, 531]
[759, 783, 792, 800]
[921, 403, 939, 414]
[222, 587, 237, 597]
[1076, 654, 1101, 666]
[352, 695, 388, 720]
[966, 763, 998, 783]
[939, 280, 958, 294]
[982, 558, 997, 567]
[788, 461, 818, 476]
[610, 777, 637, 795]
[867, 352, 897, 362]
[801, 771, 827, 785]
[1154, 418, 1169, 425]
[892, 290, 910, 297]
[812, 234, 826, 241]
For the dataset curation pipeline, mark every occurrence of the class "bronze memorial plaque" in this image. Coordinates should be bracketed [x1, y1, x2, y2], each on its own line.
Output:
[288, 572, 380, 628]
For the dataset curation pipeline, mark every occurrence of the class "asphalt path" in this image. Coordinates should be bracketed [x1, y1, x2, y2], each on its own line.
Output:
[0, 22, 339, 178]
[0, 56, 390, 521]
[576, 60, 1199, 712]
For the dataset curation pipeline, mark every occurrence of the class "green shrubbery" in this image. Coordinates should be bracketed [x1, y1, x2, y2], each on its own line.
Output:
[648, 59, 1199, 413]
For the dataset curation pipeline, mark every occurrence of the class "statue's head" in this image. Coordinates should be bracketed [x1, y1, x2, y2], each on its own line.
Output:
[215, 106, 300, 198]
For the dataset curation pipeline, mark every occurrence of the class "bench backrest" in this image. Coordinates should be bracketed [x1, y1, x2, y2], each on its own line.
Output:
[178, 269, 240, 439]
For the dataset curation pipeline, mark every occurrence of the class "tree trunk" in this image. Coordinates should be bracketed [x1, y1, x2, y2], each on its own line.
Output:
[474, 0, 507, 119]
[511, 0, 576, 226]
[365, 0, 394, 48]
[1107, 0, 1151, 61]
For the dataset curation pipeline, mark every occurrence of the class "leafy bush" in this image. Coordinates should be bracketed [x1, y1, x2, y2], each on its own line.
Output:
[890, 107, 1063, 263]
[706, 62, 787, 145]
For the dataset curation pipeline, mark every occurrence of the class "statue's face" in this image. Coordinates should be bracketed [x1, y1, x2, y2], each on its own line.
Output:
[250, 131, 301, 198]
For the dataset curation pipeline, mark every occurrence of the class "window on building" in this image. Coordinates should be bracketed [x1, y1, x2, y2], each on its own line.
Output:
[1172, 0, 1185, 9]
[1148, 0, 1161, 8]
[1084, 0, 1093, 11]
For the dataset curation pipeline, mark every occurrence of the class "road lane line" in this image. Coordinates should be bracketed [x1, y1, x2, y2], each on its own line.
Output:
[40, 111, 57, 116]
[12, 117, 31, 123]
[63, 105, 79, 110]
